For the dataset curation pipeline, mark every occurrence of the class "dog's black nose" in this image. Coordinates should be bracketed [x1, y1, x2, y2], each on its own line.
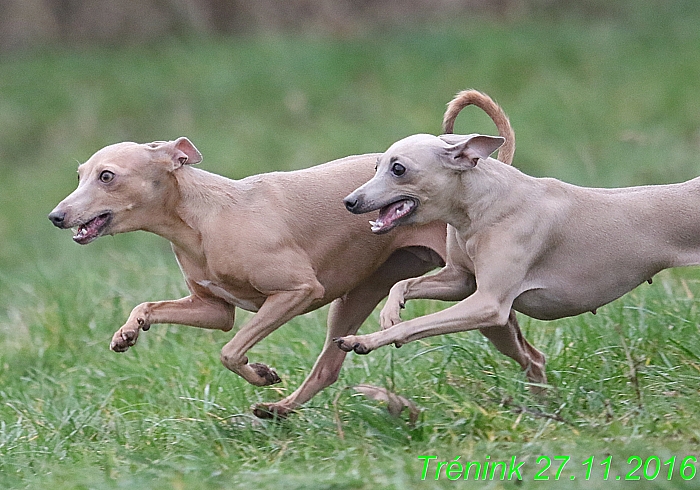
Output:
[48, 210, 66, 228]
[344, 197, 358, 212]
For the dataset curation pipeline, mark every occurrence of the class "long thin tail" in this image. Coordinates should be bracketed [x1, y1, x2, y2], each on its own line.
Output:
[442, 89, 515, 165]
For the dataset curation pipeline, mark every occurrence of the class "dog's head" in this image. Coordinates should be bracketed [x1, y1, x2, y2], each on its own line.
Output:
[343, 133, 504, 233]
[48, 137, 202, 244]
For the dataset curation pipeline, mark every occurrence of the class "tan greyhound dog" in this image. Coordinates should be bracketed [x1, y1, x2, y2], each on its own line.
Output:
[48, 92, 539, 417]
[337, 89, 700, 375]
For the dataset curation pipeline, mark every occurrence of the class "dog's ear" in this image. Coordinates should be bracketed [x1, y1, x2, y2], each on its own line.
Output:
[170, 137, 203, 168]
[148, 137, 203, 169]
[442, 135, 504, 170]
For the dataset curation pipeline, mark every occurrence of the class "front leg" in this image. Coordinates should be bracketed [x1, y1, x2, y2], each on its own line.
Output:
[338, 232, 531, 355]
[336, 290, 512, 355]
[381, 264, 475, 329]
[380, 271, 547, 391]
[219, 281, 325, 387]
[110, 295, 234, 352]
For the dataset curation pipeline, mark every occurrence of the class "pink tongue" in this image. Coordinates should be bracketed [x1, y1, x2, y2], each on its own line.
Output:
[74, 214, 108, 242]
[370, 200, 413, 233]
[378, 200, 408, 226]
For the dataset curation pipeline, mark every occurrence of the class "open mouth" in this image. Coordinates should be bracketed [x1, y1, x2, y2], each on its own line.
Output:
[72, 213, 112, 245]
[369, 198, 417, 234]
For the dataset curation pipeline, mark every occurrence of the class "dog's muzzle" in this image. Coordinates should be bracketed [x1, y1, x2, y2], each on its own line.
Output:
[344, 196, 361, 213]
[48, 210, 67, 228]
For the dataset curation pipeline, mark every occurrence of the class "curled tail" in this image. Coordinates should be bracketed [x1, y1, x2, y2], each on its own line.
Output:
[442, 89, 515, 165]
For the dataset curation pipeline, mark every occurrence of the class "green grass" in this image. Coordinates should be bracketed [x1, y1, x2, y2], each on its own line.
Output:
[2, 4, 700, 488]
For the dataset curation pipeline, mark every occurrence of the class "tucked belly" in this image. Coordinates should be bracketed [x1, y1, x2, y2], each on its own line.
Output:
[513, 274, 653, 321]
[513, 289, 600, 320]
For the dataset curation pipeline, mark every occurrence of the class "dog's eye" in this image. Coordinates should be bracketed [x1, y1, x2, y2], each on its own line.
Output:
[99, 170, 115, 183]
[391, 162, 406, 176]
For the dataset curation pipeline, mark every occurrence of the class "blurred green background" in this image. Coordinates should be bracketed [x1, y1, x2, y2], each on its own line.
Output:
[2, 0, 700, 268]
[1, 1, 700, 488]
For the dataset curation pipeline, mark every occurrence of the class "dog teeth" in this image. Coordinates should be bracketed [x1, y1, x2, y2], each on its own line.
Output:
[369, 220, 383, 232]
[395, 201, 413, 218]
[73, 225, 88, 238]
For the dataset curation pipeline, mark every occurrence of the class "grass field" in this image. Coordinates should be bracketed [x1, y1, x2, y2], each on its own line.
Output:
[2, 4, 700, 489]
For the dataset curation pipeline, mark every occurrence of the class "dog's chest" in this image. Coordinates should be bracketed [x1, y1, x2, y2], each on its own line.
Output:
[173, 245, 264, 312]
[195, 280, 261, 312]
[448, 230, 477, 272]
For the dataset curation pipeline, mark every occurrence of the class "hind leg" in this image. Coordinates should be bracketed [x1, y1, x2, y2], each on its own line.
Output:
[479, 310, 547, 393]
[253, 248, 441, 418]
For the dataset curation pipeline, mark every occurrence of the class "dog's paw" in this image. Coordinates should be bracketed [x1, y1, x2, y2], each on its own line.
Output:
[110, 327, 140, 352]
[252, 403, 294, 420]
[333, 336, 372, 355]
[380, 309, 403, 331]
[380, 294, 405, 330]
[110, 317, 149, 352]
[249, 363, 281, 386]
[333, 336, 354, 352]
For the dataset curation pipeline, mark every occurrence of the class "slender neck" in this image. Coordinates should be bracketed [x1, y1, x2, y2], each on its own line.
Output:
[142, 166, 241, 260]
[142, 210, 202, 257]
[450, 158, 531, 232]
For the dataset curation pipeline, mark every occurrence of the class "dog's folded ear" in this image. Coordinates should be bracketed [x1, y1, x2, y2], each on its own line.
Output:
[441, 134, 505, 171]
[148, 137, 203, 169]
[170, 137, 203, 168]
